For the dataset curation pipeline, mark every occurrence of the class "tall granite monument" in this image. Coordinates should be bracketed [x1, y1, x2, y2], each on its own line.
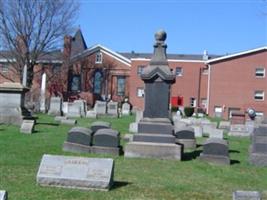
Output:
[125, 30, 181, 160]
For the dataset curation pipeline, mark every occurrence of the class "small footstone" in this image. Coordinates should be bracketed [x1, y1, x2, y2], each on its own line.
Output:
[233, 190, 261, 200]
[61, 119, 77, 125]
[20, 120, 35, 134]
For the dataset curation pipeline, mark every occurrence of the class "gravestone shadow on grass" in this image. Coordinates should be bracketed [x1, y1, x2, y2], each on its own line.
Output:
[182, 150, 202, 161]
[36, 122, 59, 126]
[230, 159, 240, 165]
[111, 181, 131, 190]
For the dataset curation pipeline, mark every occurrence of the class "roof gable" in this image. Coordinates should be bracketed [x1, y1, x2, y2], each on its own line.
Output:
[71, 29, 87, 57]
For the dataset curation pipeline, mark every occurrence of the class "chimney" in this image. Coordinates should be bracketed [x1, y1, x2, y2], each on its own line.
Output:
[203, 50, 209, 61]
[63, 35, 72, 60]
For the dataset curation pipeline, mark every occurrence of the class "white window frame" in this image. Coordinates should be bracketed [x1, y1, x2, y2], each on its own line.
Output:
[175, 67, 183, 76]
[255, 68, 265, 78]
[137, 88, 144, 98]
[254, 91, 264, 101]
[95, 52, 103, 64]
[255, 111, 264, 116]
[137, 65, 145, 75]
[190, 97, 196, 107]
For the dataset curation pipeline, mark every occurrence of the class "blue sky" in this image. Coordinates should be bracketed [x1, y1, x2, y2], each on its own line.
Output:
[77, 0, 267, 55]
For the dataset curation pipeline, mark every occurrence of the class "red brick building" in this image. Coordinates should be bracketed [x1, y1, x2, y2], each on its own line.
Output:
[0, 29, 266, 119]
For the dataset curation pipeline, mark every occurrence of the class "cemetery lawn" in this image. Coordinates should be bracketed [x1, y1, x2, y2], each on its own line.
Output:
[0, 114, 267, 200]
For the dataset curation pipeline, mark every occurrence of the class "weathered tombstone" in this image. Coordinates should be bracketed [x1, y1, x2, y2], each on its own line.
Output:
[174, 127, 196, 149]
[90, 121, 111, 133]
[54, 116, 67, 123]
[63, 127, 93, 153]
[229, 124, 250, 137]
[91, 129, 121, 155]
[94, 101, 106, 115]
[0, 190, 7, 200]
[62, 102, 68, 116]
[86, 110, 97, 118]
[219, 121, 231, 130]
[199, 138, 230, 165]
[36, 154, 114, 191]
[202, 123, 217, 136]
[129, 122, 138, 133]
[67, 102, 81, 118]
[107, 102, 118, 117]
[122, 102, 130, 115]
[61, 119, 77, 125]
[192, 125, 203, 137]
[20, 120, 35, 134]
[233, 190, 261, 200]
[209, 128, 224, 139]
[123, 134, 133, 142]
[40, 72, 46, 113]
[74, 99, 87, 117]
[48, 97, 62, 116]
[249, 127, 267, 166]
[0, 82, 31, 126]
[174, 121, 188, 132]
[135, 109, 143, 123]
[125, 30, 181, 160]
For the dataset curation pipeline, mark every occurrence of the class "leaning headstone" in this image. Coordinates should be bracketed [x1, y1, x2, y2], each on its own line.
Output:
[36, 154, 114, 191]
[107, 102, 118, 117]
[249, 127, 267, 166]
[125, 30, 181, 160]
[48, 97, 62, 116]
[122, 102, 130, 115]
[0, 190, 7, 200]
[67, 102, 81, 118]
[63, 127, 93, 153]
[61, 119, 77, 125]
[91, 129, 121, 155]
[209, 128, 224, 139]
[94, 101, 107, 115]
[199, 138, 230, 165]
[20, 120, 35, 134]
[174, 127, 196, 149]
[233, 190, 261, 200]
[90, 121, 111, 133]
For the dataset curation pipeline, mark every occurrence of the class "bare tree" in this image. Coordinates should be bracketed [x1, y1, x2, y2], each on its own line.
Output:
[0, 0, 79, 87]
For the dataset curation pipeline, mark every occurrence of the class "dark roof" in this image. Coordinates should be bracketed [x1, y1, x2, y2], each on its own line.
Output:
[71, 29, 87, 57]
[120, 52, 221, 61]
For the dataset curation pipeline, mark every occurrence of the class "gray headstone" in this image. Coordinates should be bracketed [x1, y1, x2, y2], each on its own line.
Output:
[174, 127, 195, 139]
[48, 97, 62, 116]
[54, 116, 67, 122]
[192, 125, 203, 137]
[93, 129, 120, 147]
[122, 102, 130, 115]
[74, 100, 87, 117]
[229, 124, 250, 136]
[219, 121, 231, 130]
[233, 190, 261, 200]
[36, 154, 114, 190]
[135, 109, 143, 123]
[203, 124, 218, 136]
[62, 102, 68, 115]
[209, 128, 224, 139]
[61, 119, 77, 125]
[0, 190, 7, 200]
[66, 127, 93, 146]
[20, 120, 34, 134]
[67, 102, 81, 118]
[91, 121, 111, 132]
[129, 122, 138, 133]
[86, 110, 97, 118]
[94, 101, 106, 115]
[199, 138, 230, 165]
[107, 102, 118, 116]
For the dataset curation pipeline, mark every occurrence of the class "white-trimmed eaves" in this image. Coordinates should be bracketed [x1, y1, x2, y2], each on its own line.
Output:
[131, 58, 205, 63]
[71, 44, 131, 67]
[206, 46, 267, 64]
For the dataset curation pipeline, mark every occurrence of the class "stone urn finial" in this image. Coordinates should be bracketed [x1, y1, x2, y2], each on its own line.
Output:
[155, 29, 167, 43]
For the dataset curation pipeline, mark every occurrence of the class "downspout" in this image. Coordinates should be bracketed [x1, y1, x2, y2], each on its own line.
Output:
[207, 64, 211, 114]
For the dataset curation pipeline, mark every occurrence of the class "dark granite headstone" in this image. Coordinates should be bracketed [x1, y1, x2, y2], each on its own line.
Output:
[90, 121, 111, 132]
[63, 127, 93, 153]
[174, 127, 196, 149]
[199, 138, 230, 165]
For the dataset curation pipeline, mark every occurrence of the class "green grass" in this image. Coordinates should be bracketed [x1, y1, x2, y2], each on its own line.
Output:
[0, 114, 267, 200]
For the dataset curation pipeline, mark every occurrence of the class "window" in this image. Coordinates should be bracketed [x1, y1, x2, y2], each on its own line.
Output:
[175, 67, 183, 76]
[254, 91, 264, 101]
[190, 97, 196, 107]
[255, 68, 265, 78]
[201, 98, 207, 108]
[214, 106, 223, 118]
[202, 68, 208, 75]
[0, 63, 8, 73]
[137, 65, 145, 75]
[70, 75, 81, 91]
[95, 52, 103, 64]
[137, 88, 144, 97]
[117, 76, 125, 96]
[93, 71, 103, 94]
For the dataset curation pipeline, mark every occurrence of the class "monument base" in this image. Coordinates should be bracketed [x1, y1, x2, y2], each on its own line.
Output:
[199, 153, 230, 165]
[175, 138, 196, 149]
[138, 118, 173, 134]
[91, 146, 121, 156]
[133, 133, 175, 143]
[124, 142, 181, 160]
[63, 142, 91, 154]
